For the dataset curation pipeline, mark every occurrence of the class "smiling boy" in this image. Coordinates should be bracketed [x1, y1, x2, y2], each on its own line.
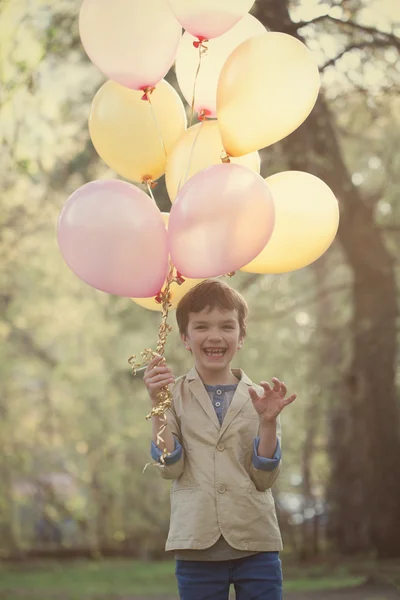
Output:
[143, 279, 296, 600]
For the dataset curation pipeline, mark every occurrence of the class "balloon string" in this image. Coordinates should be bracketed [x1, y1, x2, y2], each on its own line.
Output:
[145, 178, 157, 202]
[128, 263, 185, 465]
[177, 119, 204, 194]
[189, 40, 208, 127]
[147, 94, 167, 158]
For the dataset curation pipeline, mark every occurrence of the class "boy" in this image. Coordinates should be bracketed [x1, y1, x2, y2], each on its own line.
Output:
[143, 279, 296, 599]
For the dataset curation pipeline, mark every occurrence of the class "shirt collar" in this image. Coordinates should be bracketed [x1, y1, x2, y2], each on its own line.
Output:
[186, 367, 252, 386]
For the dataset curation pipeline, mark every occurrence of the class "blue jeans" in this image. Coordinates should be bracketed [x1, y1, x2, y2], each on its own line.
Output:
[175, 552, 282, 600]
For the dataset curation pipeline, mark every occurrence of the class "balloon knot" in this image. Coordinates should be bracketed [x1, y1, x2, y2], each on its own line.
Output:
[175, 272, 186, 286]
[226, 271, 236, 278]
[154, 292, 163, 304]
[141, 86, 156, 101]
[142, 176, 158, 189]
[220, 151, 231, 164]
[198, 109, 211, 122]
[193, 36, 208, 49]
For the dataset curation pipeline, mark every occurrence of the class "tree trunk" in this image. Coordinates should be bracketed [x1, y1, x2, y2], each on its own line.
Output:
[254, 0, 400, 558]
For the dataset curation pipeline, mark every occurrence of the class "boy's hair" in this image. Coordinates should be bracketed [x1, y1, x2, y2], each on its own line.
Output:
[176, 279, 248, 338]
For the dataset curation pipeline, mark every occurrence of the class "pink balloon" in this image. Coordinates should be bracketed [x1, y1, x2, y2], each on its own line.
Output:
[79, 0, 182, 90]
[57, 180, 169, 297]
[167, 0, 256, 40]
[168, 163, 275, 278]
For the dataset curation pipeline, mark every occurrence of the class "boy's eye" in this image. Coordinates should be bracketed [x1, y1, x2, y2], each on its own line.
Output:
[195, 325, 206, 330]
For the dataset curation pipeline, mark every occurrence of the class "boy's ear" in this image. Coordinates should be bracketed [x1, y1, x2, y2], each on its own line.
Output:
[237, 337, 244, 350]
[181, 333, 191, 351]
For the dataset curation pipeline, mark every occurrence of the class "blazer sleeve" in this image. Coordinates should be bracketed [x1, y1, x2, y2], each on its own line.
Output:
[249, 417, 282, 492]
[151, 404, 185, 481]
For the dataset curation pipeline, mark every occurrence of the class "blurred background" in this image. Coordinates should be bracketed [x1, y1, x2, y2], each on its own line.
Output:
[0, 0, 399, 598]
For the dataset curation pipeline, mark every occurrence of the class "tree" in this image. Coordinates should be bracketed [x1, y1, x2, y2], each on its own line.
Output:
[253, 0, 400, 558]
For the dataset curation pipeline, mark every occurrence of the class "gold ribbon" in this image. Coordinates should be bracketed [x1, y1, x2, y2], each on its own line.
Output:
[128, 263, 183, 466]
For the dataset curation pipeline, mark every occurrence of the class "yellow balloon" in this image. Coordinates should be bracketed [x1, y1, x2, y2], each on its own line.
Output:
[217, 33, 320, 156]
[89, 80, 187, 184]
[175, 14, 265, 118]
[241, 171, 339, 274]
[132, 276, 205, 311]
[132, 213, 204, 311]
[165, 120, 260, 202]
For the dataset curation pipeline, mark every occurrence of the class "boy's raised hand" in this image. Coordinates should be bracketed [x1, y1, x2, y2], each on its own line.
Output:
[249, 378, 296, 424]
[143, 355, 175, 406]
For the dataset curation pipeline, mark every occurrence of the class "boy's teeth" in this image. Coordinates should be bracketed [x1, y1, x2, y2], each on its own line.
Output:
[205, 349, 225, 356]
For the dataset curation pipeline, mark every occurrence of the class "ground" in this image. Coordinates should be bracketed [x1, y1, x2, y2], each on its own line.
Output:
[2, 583, 400, 600]
[285, 580, 400, 599]
[87, 584, 400, 600]
[0, 559, 399, 600]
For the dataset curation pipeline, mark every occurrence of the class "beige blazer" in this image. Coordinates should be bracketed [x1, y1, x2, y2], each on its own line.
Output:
[154, 367, 283, 552]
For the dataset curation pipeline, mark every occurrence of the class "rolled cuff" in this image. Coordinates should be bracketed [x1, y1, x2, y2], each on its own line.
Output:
[252, 437, 281, 471]
[151, 436, 183, 465]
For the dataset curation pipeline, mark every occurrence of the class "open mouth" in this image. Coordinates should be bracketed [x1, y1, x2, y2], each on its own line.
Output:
[203, 348, 227, 357]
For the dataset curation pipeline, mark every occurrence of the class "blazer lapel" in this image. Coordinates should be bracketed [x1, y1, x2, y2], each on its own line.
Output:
[187, 368, 220, 430]
[219, 370, 252, 439]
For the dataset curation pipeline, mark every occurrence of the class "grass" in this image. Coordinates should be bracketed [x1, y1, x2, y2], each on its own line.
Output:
[0, 557, 398, 599]
[0, 560, 177, 596]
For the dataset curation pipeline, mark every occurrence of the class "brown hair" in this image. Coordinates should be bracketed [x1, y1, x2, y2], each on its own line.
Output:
[176, 279, 248, 338]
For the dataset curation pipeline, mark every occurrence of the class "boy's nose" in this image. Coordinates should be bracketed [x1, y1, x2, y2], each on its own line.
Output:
[208, 331, 223, 341]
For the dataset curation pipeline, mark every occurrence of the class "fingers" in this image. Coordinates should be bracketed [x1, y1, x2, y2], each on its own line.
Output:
[145, 375, 175, 402]
[148, 378, 174, 391]
[284, 393, 297, 406]
[146, 366, 171, 377]
[249, 386, 261, 404]
[271, 377, 287, 397]
[145, 355, 164, 374]
[271, 377, 282, 394]
[144, 355, 174, 395]
[144, 356, 169, 379]
[146, 372, 174, 386]
[260, 381, 272, 394]
[145, 368, 174, 383]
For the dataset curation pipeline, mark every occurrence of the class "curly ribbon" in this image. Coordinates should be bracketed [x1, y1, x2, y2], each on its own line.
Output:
[189, 39, 208, 127]
[128, 263, 185, 467]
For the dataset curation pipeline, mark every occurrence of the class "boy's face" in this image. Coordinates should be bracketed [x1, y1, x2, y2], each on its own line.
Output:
[181, 307, 244, 376]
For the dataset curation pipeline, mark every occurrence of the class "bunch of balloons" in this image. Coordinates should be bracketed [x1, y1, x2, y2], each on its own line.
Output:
[57, 0, 340, 311]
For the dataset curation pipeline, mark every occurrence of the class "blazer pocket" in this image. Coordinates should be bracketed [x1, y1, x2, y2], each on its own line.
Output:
[171, 484, 198, 493]
[242, 482, 273, 500]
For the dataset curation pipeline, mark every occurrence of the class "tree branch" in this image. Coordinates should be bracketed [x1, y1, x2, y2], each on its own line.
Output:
[251, 282, 351, 322]
[9, 327, 57, 368]
[297, 15, 400, 51]
[320, 38, 396, 71]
